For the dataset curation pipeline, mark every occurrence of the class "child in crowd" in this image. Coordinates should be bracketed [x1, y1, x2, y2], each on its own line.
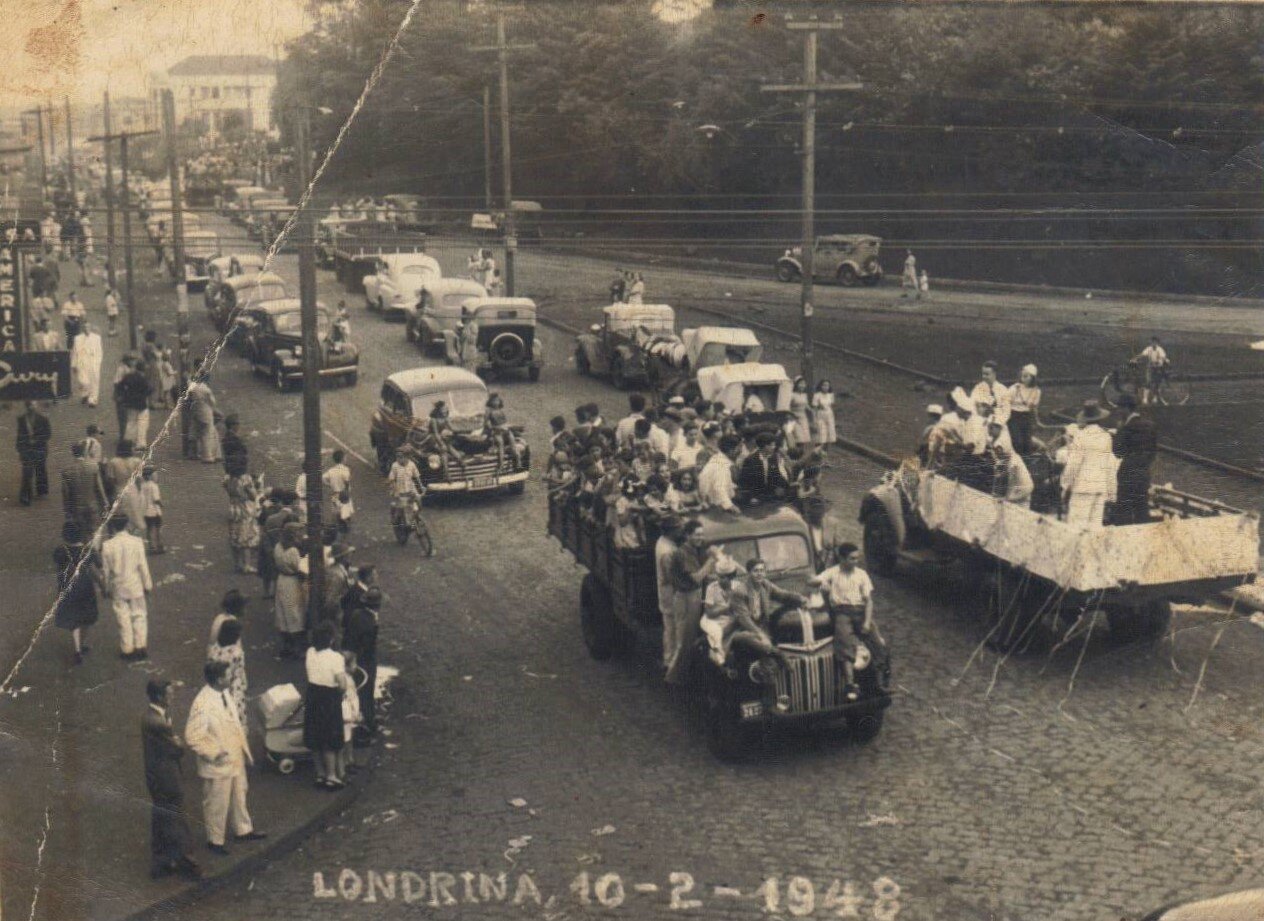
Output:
[140, 465, 164, 554]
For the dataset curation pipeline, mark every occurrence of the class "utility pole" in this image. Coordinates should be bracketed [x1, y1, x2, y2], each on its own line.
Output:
[293, 108, 325, 625]
[101, 92, 117, 292]
[482, 84, 493, 210]
[473, 12, 533, 297]
[22, 109, 47, 198]
[88, 127, 158, 349]
[64, 95, 76, 204]
[761, 15, 861, 388]
[46, 103, 56, 161]
[161, 89, 189, 373]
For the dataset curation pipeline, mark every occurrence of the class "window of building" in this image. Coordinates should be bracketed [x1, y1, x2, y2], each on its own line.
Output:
[212, 86, 220, 100]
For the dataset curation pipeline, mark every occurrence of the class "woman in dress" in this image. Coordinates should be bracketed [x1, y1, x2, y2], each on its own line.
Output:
[188, 375, 222, 464]
[626, 272, 645, 305]
[53, 521, 102, 666]
[1007, 364, 1042, 456]
[812, 379, 838, 451]
[788, 377, 814, 447]
[273, 522, 307, 659]
[207, 618, 248, 729]
[223, 472, 262, 574]
[209, 589, 247, 648]
[304, 622, 350, 790]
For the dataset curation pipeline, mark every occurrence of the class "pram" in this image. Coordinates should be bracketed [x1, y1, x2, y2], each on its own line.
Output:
[259, 665, 397, 774]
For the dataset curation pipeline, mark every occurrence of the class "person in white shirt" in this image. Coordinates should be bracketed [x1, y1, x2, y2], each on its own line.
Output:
[642, 412, 672, 460]
[140, 465, 165, 554]
[71, 321, 103, 407]
[323, 450, 354, 533]
[101, 514, 153, 659]
[670, 422, 704, 471]
[1061, 400, 1117, 526]
[969, 361, 1010, 420]
[810, 542, 881, 700]
[614, 393, 647, 450]
[387, 453, 423, 533]
[184, 661, 265, 854]
[78, 424, 104, 464]
[61, 291, 86, 347]
[104, 287, 121, 337]
[1135, 336, 1170, 406]
[742, 389, 766, 414]
[697, 434, 741, 513]
[992, 441, 1033, 506]
[654, 519, 682, 669]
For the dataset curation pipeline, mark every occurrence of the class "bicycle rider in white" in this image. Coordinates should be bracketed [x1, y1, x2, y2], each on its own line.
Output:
[1134, 336, 1169, 406]
[387, 452, 424, 526]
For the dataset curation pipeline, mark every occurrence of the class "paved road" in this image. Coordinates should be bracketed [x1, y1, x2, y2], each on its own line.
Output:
[162, 218, 1264, 921]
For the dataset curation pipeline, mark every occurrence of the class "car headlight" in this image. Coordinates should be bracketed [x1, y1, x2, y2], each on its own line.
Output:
[427, 455, 441, 470]
[292, 346, 302, 357]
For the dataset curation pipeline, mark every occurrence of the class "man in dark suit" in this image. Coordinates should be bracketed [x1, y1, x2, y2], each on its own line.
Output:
[61, 442, 107, 539]
[16, 401, 52, 506]
[343, 586, 382, 744]
[737, 432, 791, 505]
[142, 680, 200, 880]
[221, 414, 249, 476]
[1112, 394, 1159, 525]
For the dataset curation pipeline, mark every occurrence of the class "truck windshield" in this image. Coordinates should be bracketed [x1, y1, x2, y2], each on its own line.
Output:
[711, 533, 811, 575]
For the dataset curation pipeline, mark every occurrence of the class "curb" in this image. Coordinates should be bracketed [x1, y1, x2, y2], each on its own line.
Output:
[118, 745, 380, 921]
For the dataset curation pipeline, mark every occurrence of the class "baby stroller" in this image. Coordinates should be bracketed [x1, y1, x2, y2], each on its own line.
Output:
[260, 665, 369, 775]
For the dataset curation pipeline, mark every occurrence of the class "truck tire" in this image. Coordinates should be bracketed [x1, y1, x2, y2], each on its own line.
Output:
[837, 264, 860, 287]
[844, 709, 884, 743]
[1106, 600, 1172, 646]
[775, 262, 799, 283]
[490, 332, 526, 367]
[580, 574, 617, 661]
[697, 662, 753, 762]
[863, 511, 899, 578]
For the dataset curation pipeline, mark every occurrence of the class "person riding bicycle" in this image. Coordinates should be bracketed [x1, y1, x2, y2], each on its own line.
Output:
[1133, 336, 1169, 406]
[386, 451, 424, 527]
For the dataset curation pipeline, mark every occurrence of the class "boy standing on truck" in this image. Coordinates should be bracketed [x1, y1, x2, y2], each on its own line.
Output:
[811, 542, 883, 701]
[664, 520, 720, 684]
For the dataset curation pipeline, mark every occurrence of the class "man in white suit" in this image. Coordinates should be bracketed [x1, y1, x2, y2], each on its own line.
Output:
[71, 321, 103, 407]
[101, 514, 152, 659]
[184, 661, 267, 856]
[1061, 400, 1118, 527]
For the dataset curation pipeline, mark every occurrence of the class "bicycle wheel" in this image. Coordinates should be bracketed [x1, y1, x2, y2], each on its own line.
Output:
[1099, 367, 1138, 409]
[414, 516, 435, 558]
[1158, 374, 1191, 406]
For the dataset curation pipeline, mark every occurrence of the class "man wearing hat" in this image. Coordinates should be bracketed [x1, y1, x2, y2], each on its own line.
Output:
[1062, 400, 1117, 527]
[917, 404, 943, 465]
[699, 556, 743, 666]
[737, 432, 791, 504]
[1112, 394, 1158, 525]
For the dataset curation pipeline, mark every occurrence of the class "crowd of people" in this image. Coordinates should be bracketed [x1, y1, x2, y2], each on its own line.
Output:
[919, 359, 1159, 526]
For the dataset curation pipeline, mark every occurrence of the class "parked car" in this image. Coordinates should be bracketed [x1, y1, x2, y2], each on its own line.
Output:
[574, 303, 676, 388]
[443, 297, 543, 382]
[776, 234, 883, 286]
[405, 277, 487, 354]
[207, 271, 289, 334]
[241, 298, 359, 391]
[224, 185, 267, 219]
[363, 253, 442, 319]
[369, 367, 530, 495]
[177, 230, 221, 291]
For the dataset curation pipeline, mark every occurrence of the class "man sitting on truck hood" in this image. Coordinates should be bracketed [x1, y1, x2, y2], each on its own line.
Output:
[811, 542, 883, 702]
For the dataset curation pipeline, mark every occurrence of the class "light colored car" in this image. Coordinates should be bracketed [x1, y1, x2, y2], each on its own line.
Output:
[574, 303, 676, 388]
[405, 277, 487, 353]
[179, 230, 222, 290]
[776, 234, 883, 286]
[363, 253, 442, 319]
[442, 297, 543, 382]
[695, 362, 792, 416]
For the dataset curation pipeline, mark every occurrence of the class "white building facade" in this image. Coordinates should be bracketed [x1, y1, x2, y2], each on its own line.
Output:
[155, 55, 277, 135]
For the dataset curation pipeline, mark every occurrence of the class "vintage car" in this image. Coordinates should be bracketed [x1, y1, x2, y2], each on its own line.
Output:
[224, 185, 268, 219]
[207, 271, 290, 335]
[574, 304, 676, 389]
[240, 298, 359, 391]
[229, 187, 280, 225]
[776, 234, 883, 287]
[443, 297, 543, 382]
[549, 500, 892, 758]
[178, 230, 222, 291]
[695, 362, 792, 422]
[363, 253, 442, 319]
[644, 325, 764, 397]
[404, 277, 487, 354]
[369, 367, 530, 496]
[204, 254, 268, 309]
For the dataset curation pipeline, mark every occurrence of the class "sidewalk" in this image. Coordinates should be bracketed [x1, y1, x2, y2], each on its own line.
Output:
[0, 250, 366, 921]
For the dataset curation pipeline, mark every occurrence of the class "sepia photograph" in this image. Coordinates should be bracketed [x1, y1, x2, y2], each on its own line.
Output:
[0, 0, 1262, 918]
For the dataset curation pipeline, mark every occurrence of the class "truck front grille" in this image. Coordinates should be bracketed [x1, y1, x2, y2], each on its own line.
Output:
[774, 650, 842, 714]
[420, 455, 504, 483]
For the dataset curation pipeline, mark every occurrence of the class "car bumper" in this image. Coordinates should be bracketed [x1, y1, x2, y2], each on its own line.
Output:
[424, 470, 529, 493]
[740, 691, 891, 725]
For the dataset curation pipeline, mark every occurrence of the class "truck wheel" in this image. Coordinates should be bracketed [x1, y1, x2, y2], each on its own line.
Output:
[580, 574, 617, 661]
[699, 664, 753, 762]
[610, 356, 628, 390]
[863, 511, 899, 578]
[776, 263, 799, 283]
[507, 480, 526, 496]
[844, 709, 884, 743]
[575, 349, 591, 376]
[837, 265, 860, 287]
[1106, 600, 1172, 646]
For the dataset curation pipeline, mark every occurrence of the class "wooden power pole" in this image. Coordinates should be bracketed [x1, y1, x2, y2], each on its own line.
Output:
[761, 14, 861, 388]
[161, 89, 189, 370]
[101, 92, 117, 292]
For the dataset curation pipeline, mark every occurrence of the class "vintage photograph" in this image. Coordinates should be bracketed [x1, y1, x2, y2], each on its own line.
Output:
[0, 0, 1261, 918]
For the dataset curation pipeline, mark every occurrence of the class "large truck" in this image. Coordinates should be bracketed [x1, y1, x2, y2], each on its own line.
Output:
[547, 499, 892, 759]
[324, 221, 427, 294]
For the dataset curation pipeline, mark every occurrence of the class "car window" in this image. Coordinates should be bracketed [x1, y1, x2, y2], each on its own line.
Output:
[410, 386, 486, 421]
[710, 534, 810, 575]
[240, 284, 289, 305]
[272, 310, 331, 336]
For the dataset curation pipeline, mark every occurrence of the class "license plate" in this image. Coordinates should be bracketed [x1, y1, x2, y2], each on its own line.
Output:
[740, 701, 764, 720]
[471, 475, 497, 489]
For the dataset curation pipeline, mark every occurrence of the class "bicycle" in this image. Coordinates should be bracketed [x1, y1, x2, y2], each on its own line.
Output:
[391, 492, 434, 557]
[1099, 358, 1191, 409]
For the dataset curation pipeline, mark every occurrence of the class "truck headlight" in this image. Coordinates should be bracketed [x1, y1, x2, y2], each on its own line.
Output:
[427, 455, 442, 470]
[292, 346, 302, 357]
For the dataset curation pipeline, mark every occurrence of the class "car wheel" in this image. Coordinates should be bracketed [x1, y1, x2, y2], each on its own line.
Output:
[775, 262, 799, 283]
[837, 264, 859, 287]
[697, 661, 754, 762]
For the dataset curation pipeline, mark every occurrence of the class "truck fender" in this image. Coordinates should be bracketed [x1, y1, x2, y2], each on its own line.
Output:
[860, 486, 906, 548]
[575, 335, 600, 368]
